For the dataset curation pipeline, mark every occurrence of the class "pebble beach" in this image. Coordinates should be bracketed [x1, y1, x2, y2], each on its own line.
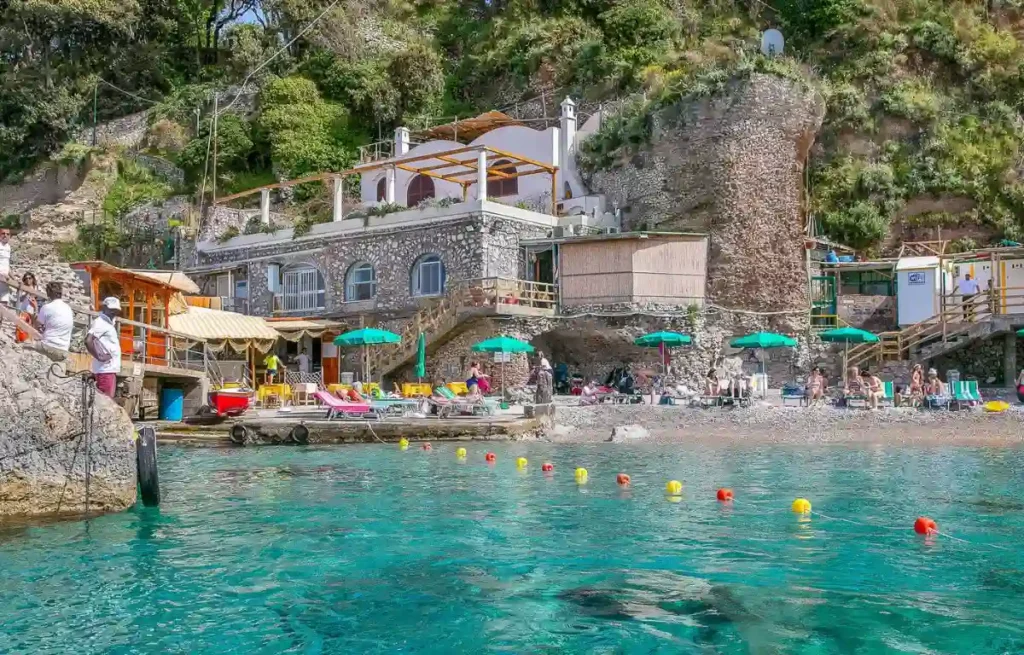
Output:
[547, 401, 1024, 446]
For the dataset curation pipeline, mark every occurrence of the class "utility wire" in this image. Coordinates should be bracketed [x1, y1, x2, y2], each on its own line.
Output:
[97, 78, 161, 106]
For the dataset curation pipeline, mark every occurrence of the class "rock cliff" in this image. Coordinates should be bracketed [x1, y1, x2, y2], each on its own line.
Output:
[586, 73, 825, 332]
[0, 335, 137, 518]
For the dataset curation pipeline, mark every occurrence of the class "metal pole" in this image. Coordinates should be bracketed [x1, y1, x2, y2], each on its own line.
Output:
[212, 92, 218, 206]
[92, 80, 98, 146]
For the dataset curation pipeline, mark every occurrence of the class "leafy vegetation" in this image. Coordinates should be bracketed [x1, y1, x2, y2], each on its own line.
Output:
[6, 0, 1024, 251]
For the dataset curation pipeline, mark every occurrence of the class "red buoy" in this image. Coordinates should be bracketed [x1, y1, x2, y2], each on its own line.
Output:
[616, 473, 631, 486]
[717, 488, 734, 501]
[422, 443, 432, 451]
[541, 462, 554, 472]
[485, 452, 496, 462]
[914, 516, 937, 535]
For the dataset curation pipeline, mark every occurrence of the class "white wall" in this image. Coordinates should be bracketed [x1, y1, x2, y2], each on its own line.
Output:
[358, 124, 591, 210]
[897, 267, 939, 326]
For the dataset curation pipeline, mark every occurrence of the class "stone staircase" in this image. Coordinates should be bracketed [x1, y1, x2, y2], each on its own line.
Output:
[368, 278, 557, 379]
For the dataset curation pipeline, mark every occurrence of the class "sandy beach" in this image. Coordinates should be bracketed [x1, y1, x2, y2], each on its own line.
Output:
[548, 402, 1024, 446]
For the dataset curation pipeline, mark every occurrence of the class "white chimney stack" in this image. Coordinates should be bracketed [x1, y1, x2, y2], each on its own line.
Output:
[394, 127, 411, 156]
[559, 97, 577, 199]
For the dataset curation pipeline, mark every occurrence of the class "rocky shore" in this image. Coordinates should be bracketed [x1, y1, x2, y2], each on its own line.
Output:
[547, 402, 1024, 446]
[0, 335, 137, 518]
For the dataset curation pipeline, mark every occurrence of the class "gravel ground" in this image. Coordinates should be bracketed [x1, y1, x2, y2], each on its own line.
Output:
[546, 401, 1024, 446]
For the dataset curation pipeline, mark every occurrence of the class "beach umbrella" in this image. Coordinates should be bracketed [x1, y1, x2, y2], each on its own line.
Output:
[334, 328, 402, 382]
[729, 332, 798, 397]
[819, 326, 879, 384]
[633, 331, 692, 376]
[472, 336, 535, 397]
[414, 332, 426, 381]
[1017, 328, 1024, 337]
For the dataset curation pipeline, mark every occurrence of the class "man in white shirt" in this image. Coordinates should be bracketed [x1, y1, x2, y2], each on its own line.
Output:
[35, 281, 74, 353]
[0, 228, 11, 305]
[538, 350, 552, 371]
[958, 273, 980, 322]
[86, 297, 122, 397]
[297, 348, 311, 375]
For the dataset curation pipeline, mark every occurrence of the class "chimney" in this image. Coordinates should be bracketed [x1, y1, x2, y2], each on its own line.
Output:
[559, 97, 577, 171]
[394, 127, 411, 156]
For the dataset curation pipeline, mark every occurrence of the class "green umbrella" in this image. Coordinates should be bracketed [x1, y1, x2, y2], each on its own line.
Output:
[729, 332, 798, 349]
[634, 331, 692, 376]
[633, 331, 692, 347]
[471, 336, 535, 353]
[334, 328, 401, 382]
[414, 332, 426, 380]
[820, 327, 879, 384]
[334, 328, 401, 346]
[729, 332, 797, 397]
[472, 336, 535, 398]
[1017, 329, 1024, 337]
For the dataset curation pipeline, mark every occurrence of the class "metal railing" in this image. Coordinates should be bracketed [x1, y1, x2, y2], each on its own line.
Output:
[453, 277, 558, 310]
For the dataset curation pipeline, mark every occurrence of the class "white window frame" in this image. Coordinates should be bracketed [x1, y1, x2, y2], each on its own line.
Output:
[281, 266, 326, 312]
[345, 262, 377, 302]
[412, 255, 444, 297]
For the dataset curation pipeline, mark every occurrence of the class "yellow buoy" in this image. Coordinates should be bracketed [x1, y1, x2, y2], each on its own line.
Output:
[456, 447, 467, 458]
[665, 480, 683, 495]
[574, 467, 589, 483]
[984, 400, 1010, 413]
[516, 457, 528, 468]
[792, 498, 812, 514]
[399, 438, 409, 451]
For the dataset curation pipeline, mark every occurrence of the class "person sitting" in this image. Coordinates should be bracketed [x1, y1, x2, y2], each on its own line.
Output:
[1017, 368, 1024, 404]
[579, 381, 600, 406]
[860, 369, 884, 409]
[843, 366, 864, 404]
[924, 368, 948, 407]
[15, 272, 38, 343]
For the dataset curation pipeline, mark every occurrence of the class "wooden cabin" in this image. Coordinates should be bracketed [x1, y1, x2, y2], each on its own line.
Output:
[71, 262, 201, 367]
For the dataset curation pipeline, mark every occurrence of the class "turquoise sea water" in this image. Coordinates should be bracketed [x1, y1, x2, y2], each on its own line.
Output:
[2, 443, 1024, 654]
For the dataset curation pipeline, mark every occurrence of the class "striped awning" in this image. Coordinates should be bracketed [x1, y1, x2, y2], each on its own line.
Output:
[169, 306, 280, 353]
[263, 318, 346, 341]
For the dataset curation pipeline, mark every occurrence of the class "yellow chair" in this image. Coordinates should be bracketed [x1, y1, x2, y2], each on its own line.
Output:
[402, 383, 432, 397]
[447, 381, 469, 396]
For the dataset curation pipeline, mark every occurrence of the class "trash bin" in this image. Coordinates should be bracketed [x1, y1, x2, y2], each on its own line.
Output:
[159, 387, 184, 421]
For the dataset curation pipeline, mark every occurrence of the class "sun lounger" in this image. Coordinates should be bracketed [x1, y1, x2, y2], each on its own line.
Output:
[436, 386, 498, 415]
[781, 383, 806, 407]
[881, 381, 895, 406]
[952, 380, 983, 410]
[314, 390, 380, 420]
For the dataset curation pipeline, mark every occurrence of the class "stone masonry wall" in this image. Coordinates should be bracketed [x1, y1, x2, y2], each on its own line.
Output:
[195, 214, 549, 317]
[838, 295, 896, 332]
[0, 162, 88, 216]
[72, 111, 150, 149]
[585, 73, 825, 333]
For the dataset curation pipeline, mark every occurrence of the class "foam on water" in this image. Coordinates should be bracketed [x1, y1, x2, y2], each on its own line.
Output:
[2, 443, 1023, 653]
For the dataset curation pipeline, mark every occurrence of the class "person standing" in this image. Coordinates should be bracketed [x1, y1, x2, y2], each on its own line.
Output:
[34, 282, 74, 353]
[263, 351, 282, 384]
[958, 273, 980, 322]
[0, 228, 11, 305]
[85, 297, 123, 398]
[297, 348, 311, 375]
[537, 350, 551, 372]
[15, 272, 38, 343]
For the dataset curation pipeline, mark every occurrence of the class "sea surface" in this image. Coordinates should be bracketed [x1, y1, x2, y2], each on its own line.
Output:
[2, 442, 1023, 654]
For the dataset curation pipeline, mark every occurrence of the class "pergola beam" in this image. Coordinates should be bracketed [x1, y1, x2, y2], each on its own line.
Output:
[213, 144, 558, 206]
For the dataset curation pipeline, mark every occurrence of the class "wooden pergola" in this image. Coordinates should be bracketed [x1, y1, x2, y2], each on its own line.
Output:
[213, 145, 560, 216]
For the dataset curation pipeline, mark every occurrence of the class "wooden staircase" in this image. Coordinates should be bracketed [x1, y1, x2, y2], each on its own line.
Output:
[846, 293, 1009, 368]
[368, 277, 557, 379]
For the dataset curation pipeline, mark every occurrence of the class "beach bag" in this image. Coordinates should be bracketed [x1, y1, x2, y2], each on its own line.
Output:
[15, 311, 31, 343]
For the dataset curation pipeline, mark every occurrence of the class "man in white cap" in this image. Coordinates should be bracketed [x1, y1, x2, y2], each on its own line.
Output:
[86, 296, 122, 397]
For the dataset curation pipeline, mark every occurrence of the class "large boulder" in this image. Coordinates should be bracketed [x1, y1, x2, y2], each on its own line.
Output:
[0, 339, 137, 518]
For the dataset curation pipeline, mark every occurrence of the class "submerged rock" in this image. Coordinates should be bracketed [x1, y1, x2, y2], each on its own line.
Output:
[0, 340, 137, 518]
[608, 424, 650, 442]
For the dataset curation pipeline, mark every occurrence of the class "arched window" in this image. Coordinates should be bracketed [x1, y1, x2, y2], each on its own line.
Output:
[487, 160, 518, 197]
[406, 174, 435, 206]
[411, 254, 445, 297]
[345, 262, 377, 302]
[376, 177, 387, 202]
[280, 265, 326, 312]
